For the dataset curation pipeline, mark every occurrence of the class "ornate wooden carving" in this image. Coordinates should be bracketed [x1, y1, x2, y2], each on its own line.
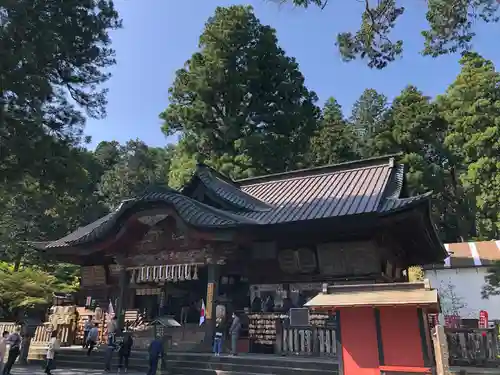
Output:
[278, 247, 317, 274]
[81, 266, 106, 287]
[316, 241, 380, 276]
[133, 220, 193, 255]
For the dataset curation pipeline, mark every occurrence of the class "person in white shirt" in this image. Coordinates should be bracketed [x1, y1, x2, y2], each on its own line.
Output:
[45, 330, 59, 375]
[0, 331, 9, 374]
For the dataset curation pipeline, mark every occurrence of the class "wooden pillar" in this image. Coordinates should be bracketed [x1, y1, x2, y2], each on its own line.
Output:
[115, 258, 129, 331]
[204, 262, 219, 345]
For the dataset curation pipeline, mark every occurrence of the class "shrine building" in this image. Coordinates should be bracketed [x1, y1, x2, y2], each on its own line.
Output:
[34, 155, 446, 375]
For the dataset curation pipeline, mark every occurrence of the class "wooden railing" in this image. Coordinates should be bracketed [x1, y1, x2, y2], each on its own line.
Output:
[0, 323, 20, 335]
[446, 327, 499, 367]
[278, 327, 337, 357]
[32, 323, 75, 346]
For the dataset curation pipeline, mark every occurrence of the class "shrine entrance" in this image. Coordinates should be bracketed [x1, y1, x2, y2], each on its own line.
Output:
[162, 266, 208, 324]
[129, 263, 208, 324]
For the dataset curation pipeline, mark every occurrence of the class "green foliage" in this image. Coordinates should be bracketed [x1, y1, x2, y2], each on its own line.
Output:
[308, 98, 361, 165]
[97, 140, 174, 208]
[287, 0, 499, 69]
[438, 281, 467, 316]
[0, 262, 70, 319]
[161, 5, 320, 176]
[365, 85, 475, 242]
[482, 261, 500, 299]
[0, 0, 122, 188]
[437, 53, 500, 239]
[350, 89, 388, 144]
[408, 266, 425, 282]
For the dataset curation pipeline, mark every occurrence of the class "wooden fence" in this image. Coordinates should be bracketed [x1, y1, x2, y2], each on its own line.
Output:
[278, 327, 337, 356]
[446, 327, 499, 367]
[0, 323, 20, 336]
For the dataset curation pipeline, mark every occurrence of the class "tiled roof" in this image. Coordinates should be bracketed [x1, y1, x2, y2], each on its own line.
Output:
[193, 165, 272, 212]
[42, 187, 259, 249]
[423, 240, 500, 269]
[36, 155, 437, 250]
[377, 191, 433, 214]
[305, 280, 439, 309]
[239, 161, 393, 224]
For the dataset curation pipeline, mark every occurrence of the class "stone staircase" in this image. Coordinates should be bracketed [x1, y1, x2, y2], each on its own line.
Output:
[28, 346, 341, 375]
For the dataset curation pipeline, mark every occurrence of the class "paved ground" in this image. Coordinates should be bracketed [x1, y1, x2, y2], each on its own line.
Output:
[10, 367, 147, 375]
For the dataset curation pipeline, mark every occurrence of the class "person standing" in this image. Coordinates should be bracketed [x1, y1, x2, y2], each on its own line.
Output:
[147, 337, 164, 375]
[2, 327, 21, 375]
[103, 329, 117, 373]
[44, 330, 59, 375]
[0, 331, 9, 374]
[83, 316, 93, 349]
[229, 312, 241, 356]
[117, 334, 134, 373]
[107, 316, 118, 335]
[213, 317, 224, 356]
[86, 323, 99, 356]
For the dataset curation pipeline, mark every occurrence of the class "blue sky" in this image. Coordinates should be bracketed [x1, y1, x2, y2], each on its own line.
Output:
[85, 0, 499, 149]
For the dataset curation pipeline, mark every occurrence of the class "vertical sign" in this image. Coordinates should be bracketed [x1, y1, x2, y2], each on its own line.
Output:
[206, 283, 214, 320]
[479, 310, 489, 328]
[428, 313, 438, 330]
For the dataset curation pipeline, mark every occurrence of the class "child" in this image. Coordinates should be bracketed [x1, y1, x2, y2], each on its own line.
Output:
[118, 334, 134, 373]
[213, 317, 224, 356]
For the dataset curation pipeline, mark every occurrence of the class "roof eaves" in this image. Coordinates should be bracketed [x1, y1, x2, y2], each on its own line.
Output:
[194, 164, 273, 212]
[377, 191, 433, 215]
[43, 189, 262, 250]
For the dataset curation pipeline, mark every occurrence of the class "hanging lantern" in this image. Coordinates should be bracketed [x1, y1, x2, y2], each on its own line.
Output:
[184, 264, 191, 280]
[130, 269, 136, 284]
[139, 267, 146, 283]
[173, 266, 178, 282]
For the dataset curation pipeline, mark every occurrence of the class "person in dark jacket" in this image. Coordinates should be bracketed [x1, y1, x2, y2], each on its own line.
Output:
[213, 317, 224, 356]
[229, 313, 241, 356]
[118, 334, 133, 373]
[103, 330, 117, 372]
[147, 337, 164, 375]
[3, 327, 21, 375]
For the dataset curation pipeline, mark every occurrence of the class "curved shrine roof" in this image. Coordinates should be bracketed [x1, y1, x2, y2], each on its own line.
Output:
[35, 155, 443, 260]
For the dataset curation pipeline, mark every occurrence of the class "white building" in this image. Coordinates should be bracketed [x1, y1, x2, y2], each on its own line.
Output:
[424, 240, 500, 321]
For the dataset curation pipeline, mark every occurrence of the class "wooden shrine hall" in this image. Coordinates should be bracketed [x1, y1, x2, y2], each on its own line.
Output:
[33, 155, 446, 373]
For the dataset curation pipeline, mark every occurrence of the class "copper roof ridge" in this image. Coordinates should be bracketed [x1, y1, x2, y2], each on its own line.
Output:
[239, 154, 400, 186]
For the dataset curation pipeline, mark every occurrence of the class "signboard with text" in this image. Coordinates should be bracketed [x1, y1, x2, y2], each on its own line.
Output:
[479, 310, 489, 328]
[206, 283, 214, 320]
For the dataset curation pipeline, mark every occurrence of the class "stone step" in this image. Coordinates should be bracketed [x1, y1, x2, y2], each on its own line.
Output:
[28, 348, 341, 375]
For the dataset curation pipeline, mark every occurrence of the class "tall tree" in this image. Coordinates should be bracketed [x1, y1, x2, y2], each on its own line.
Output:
[0, 0, 121, 188]
[437, 52, 500, 240]
[308, 98, 361, 165]
[97, 140, 173, 208]
[0, 148, 107, 270]
[366, 86, 473, 242]
[161, 5, 320, 176]
[350, 89, 388, 143]
[94, 141, 122, 170]
[286, 0, 499, 69]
